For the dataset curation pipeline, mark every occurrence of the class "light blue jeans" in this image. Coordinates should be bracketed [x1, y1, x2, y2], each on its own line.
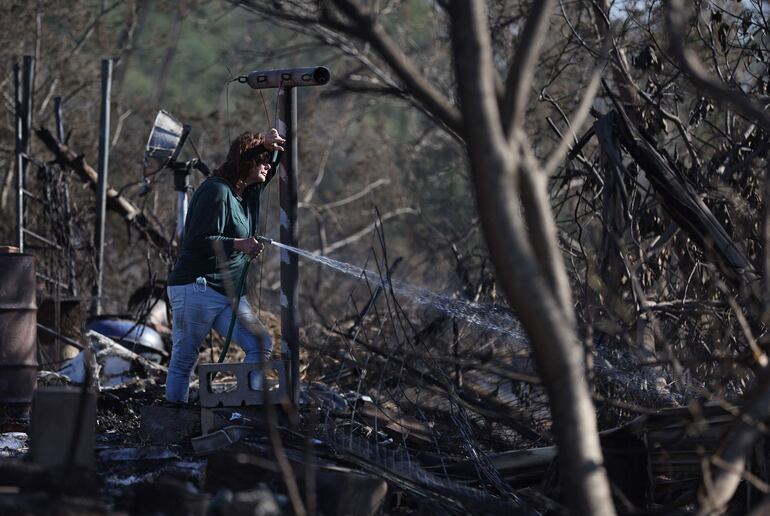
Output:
[165, 282, 272, 402]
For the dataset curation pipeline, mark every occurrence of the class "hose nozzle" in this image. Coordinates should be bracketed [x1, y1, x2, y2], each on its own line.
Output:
[256, 235, 273, 245]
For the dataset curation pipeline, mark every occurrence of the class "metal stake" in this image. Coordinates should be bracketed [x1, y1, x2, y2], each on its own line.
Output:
[278, 87, 300, 403]
[93, 59, 112, 316]
[14, 63, 23, 251]
[21, 56, 34, 175]
[54, 96, 64, 143]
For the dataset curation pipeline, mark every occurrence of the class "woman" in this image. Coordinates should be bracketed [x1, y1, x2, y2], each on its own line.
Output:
[165, 129, 285, 404]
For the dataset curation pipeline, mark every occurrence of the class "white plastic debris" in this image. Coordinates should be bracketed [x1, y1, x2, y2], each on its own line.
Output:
[37, 370, 73, 387]
[0, 432, 28, 458]
[58, 330, 167, 389]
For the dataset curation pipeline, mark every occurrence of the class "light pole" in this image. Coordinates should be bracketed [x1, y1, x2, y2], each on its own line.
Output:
[244, 66, 330, 403]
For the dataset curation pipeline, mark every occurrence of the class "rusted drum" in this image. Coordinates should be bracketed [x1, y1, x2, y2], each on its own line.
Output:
[0, 253, 37, 418]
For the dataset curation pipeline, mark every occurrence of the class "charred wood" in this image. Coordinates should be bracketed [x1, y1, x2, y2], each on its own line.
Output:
[34, 127, 170, 251]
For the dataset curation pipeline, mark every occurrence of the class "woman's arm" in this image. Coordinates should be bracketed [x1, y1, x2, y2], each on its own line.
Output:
[185, 181, 264, 258]
[183, 181, 236, 254]
[263, 128, 285, 185]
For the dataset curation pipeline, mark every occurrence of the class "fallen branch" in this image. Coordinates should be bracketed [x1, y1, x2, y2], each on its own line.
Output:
[35, 127, 170, 250]
[607, 106, 754, 279]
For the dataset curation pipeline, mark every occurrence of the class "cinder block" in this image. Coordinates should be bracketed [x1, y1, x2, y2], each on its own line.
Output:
[131, 475, 208, 516]
[316, 467, 388, 516]
[205, 452, 274, 492]
[205, 451, 387, 516]
[197, 361, 288, 408]
[30, 386, 96, 468]
[140, 404, 200, 445]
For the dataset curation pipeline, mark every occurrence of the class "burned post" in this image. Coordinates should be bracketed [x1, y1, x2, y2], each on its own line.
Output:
[243, 66, 330, 403]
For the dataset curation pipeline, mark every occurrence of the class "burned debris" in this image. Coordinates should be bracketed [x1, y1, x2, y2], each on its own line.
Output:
[6, 1, 770, 515]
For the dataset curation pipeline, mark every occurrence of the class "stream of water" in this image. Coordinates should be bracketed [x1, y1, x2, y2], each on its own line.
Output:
[271, 241, 526, 340]
[268, 241, 686, 400]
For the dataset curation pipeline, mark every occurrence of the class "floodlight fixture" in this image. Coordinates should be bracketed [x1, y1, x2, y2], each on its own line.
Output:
[145, 110, 189, 163]
[143, 110, 209, 241]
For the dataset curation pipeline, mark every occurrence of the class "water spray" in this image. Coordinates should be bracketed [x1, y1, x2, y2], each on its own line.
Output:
[257, 237, 671, 399]
[255, 236, 526, 341]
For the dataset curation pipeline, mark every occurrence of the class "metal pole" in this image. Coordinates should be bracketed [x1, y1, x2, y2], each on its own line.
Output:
[278, 87, 300, 403]
[64, 185, 77, 297]
[93, 59, 112, 316]
[54, 96, 64, 143]
[173, 125, 192, 242]
[244, 66, 329, 405]
[14, 63, 23, 251]
[22, 56, 34, 175]
[15, 55, 34, 252]
[176, 190, 189, 241]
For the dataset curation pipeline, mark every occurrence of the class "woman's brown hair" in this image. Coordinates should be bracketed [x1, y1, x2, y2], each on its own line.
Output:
[213, 131, 269, 186]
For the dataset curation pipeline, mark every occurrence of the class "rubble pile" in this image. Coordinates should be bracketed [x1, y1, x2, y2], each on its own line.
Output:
[1, 307, 767, 516]
[1, 325, 537, 515]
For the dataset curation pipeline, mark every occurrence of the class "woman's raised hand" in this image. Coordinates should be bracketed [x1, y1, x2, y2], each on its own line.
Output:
[264, 128, 285, 152]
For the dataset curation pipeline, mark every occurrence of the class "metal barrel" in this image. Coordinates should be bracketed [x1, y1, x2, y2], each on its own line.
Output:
[0, 253, 37, 417]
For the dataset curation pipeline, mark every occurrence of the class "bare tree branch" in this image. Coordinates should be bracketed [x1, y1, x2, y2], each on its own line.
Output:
[35, 127, 170, 251]
[448, 1, 616, 514]
[666, 0, 770, 133]
[326, 0, 463, 135]
[697, 370, 770, 515]
[501, 0, 557, 140]
[301, 178, 390, 211]
[313, 207, 417, 255]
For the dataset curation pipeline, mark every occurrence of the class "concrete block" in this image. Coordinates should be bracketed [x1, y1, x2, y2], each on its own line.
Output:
[205, 451, 387, 516]
[30, 386, 96, 469]
[197, 360, 288, 408]
[205, 452, 275, 492]
[140, 405, 200, 445]
[316, 467, 388, 516]
[131, 475, 208, 516]
[221, 484, 281, 516]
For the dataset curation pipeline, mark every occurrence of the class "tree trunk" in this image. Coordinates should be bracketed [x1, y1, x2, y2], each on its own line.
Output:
[448, 1, 616, 514]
